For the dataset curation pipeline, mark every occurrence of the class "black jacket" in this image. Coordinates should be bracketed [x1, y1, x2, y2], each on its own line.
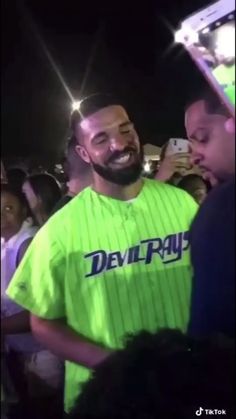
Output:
[188, 177, 235, 338]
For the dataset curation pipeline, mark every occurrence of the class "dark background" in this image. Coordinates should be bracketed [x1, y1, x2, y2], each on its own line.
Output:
[1, 0, 209, 166]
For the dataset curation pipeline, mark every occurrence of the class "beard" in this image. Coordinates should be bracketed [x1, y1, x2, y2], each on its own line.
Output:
[90, 147, 144, 186]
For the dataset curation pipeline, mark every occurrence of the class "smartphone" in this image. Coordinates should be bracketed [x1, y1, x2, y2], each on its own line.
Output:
[166, 138, 189, 156]
[175, 0, 235, 117]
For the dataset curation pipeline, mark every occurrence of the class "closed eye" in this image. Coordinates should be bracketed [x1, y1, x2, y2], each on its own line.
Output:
[121, 129, 132, 134]
[93, 135, 108, 145]
[96, 137, 106, 144]
[120, 122, 134, 133]
[190, 128, 210, 144]
[190, 135, 208, 144]
[198, 136, 209, 144]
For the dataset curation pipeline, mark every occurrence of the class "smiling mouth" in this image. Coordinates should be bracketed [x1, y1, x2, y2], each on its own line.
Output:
[111, 152, 134, 165]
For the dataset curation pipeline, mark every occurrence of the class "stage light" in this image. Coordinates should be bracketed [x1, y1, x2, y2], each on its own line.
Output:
[143, 161, 152, 173]
[71, 101, 82, 112]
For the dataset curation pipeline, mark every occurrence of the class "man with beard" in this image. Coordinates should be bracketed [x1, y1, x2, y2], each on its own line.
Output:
[6, 94, 198, 415]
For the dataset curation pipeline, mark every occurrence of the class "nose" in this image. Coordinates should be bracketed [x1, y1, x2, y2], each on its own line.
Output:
[190, 154, 201, 167]
[190, 145, 203, 167]
[110, 133, 130, 152]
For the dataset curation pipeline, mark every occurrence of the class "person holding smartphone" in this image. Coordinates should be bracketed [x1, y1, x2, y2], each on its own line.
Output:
[155, 139, 199, 184]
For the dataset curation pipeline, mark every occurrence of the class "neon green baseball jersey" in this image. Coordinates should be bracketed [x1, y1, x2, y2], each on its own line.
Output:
[212, 64, 235, 106]
[212, 64, 235, 87]
[7, 178, 198, 412]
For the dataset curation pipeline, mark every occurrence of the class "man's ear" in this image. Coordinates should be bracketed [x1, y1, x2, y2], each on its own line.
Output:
[75, 145, 90, 164]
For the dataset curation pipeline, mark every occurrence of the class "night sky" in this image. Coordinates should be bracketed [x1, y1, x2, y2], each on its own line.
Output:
[2, 0, 209, 166]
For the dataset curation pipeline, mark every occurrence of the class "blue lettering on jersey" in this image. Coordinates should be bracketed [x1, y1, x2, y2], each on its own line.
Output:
[85, 231, 189, 278]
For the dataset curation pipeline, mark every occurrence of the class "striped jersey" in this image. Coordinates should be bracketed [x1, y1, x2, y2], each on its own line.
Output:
[7, 178, 198, 412]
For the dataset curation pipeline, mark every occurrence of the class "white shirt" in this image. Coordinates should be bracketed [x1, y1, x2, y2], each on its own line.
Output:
[1, 219, 42, 352]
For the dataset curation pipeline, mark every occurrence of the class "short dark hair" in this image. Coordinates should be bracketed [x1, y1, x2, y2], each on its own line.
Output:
[185, 88, 230, 117]
[70, 93, 122, 138]
[26, 173, 62, 217]
[69, 330, 234, 419]
[63, 135, 91, 178]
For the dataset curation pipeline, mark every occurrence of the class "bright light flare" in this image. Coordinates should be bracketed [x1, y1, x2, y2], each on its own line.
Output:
[71, 101, 82, 112]
[143, 161, 152, 173]
[202, 27, 210, 34]
[175, 26, 199, 45]
[175, 29, 184, 44]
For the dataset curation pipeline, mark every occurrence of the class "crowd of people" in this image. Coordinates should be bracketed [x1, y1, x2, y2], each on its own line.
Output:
[1, 88, 235, 419]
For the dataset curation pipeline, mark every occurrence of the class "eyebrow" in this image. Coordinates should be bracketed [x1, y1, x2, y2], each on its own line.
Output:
[91, 121, 133, 141]
[119, 121, 133, 129]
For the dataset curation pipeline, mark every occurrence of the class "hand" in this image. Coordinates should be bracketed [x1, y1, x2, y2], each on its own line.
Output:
[90, 347, 113, 369]
[155, 153, 192, 182]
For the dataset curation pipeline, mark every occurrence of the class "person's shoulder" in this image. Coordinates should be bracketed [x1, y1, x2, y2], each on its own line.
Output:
[210, 177, 234, 200]
[51, 194, 72, 214]
[49, 186, 92, 220]
[145, 178, 199, 220]
[36, 186, 91, 239]
[198, 177, 234, 213]
[191, 177, 235, 236]
[144, 178, 177, 192]
[145, 178, 198, 203]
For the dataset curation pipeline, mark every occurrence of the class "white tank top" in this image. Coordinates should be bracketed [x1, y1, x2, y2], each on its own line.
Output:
[1, 219, 42, 352]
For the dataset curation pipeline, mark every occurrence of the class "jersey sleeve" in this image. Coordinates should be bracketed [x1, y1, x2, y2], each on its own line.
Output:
[6, 221, 66, 319]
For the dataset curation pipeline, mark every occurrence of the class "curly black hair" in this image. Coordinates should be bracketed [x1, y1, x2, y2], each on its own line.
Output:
[69, 329, 235, 419]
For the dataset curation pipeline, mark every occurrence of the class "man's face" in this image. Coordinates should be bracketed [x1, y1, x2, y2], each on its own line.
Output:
[76, 105, 143, 186]
[185, 100, 235, 182]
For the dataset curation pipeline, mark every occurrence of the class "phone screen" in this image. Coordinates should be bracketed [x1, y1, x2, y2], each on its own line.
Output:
[196, 13, 235, 108]
[176, 7, 235, 116]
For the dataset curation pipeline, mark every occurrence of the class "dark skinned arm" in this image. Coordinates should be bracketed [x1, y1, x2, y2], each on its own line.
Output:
[30, 315, 112, 368]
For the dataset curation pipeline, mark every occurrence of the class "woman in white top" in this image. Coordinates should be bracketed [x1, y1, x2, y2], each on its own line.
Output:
[1, 184, 63, 418]
[1, 184, 38, 343]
